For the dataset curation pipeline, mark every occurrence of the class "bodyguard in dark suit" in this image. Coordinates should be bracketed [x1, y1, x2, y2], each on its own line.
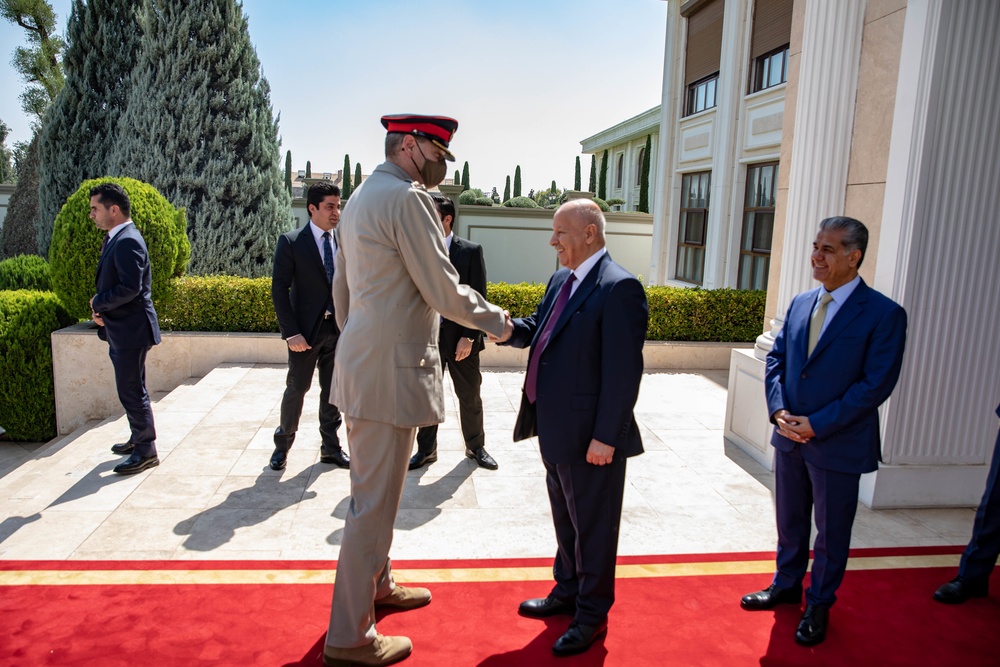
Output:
[934, 403, 1000, 603]
[270, 181, 349, 471]
[741, 217, 907, 646]
[410, 194, 498, 471]
[494, 199, 648, 657]
[88, 182, 161, 475]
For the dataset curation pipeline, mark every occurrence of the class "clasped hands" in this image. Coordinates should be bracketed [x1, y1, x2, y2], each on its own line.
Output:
[487, 310, 514, 344]
[774, 409, 814, 443]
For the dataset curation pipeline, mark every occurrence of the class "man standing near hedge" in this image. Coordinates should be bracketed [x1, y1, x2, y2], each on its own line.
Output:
[269, 180, 350, 472]
[88, 182, 161, 475]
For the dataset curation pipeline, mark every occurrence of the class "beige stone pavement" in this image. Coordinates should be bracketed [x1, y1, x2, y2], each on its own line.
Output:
[0, 364, 976, 563]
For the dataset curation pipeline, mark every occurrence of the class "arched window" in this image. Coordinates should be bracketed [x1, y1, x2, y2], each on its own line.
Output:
[615, 153, 624, 189]
[636, 148, 645, 186]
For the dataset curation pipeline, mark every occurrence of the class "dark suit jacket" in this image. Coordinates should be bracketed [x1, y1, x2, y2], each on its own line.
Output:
[440, 235, 487, 358]
[765, 279, 907, 474]
[272, 223, 338, 345]
[93, 223, 161, 350]
[505, 251, 648, 464]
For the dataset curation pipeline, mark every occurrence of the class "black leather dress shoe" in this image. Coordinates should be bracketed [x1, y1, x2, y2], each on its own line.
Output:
[794, 604, 829, 646]
[269, 448, 288, 471]
[518, 594, 576, 618]
[114, 453, 159, 475]
[408, 451, 438, 470]
[110, 442, 134, 455]
[934, 576, 989, 604]
[466, 448, 499, 470]
[320, 448, 350, 469]
[741, 583, 803, 610]
[552, 621, 608, 656]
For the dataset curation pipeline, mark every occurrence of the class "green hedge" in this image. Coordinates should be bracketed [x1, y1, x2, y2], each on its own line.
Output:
[0, 290, 76, 441]
[646, 287, 765, 341]
[156, 276, 277, 332]
[0, 254, 51, 291]
[502, 196, 541, 209]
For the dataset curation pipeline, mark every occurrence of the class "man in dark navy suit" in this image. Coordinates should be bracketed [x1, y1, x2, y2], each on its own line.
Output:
[740, 217, 907, 646]
[410, 194, 498, 471]
[89, 182, 162, 475]
[934, 403, 1000, 604]
[269, 180, 349, 471]
[494, 199, 648, 657]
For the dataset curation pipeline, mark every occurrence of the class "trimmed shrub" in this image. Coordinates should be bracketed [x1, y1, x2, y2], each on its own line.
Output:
[473, 197, 494, 207]
[646, 287, 765, 342]
[458, 188, 484, 205]
[0, 254, 51, 291]
[605, 198, 626, 206]
[0, 290, 76, 441]
[592, 197, 610, 212]
[48, 177, 190, 320]
[487, 282, 547, 319]
[157, 276, 277, 332]
[502, 196, 541, 209]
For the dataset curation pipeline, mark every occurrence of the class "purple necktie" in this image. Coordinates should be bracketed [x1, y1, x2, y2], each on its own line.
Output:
[100, 233, 109, 254]
[525, 273, 576, 403]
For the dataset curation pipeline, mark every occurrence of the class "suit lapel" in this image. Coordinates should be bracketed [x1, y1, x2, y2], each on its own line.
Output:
[810, 280, 869, 360]
[547, 252, 609, 344]
[96, 226, 129, 278]
[299, 224, 327, 281]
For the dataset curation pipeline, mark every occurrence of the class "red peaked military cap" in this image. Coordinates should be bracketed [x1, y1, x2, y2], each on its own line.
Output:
[380, 114, 459, 161]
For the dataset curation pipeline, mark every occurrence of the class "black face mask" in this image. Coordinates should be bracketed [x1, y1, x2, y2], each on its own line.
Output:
[410, 140, 448, 188]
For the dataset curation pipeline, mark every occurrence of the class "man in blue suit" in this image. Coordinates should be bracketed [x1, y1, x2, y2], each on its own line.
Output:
[494, 199, 648, 657]
[740, 216, 907, 646]
[89, 182, 162, 475]
[934, 403, 1000, 603]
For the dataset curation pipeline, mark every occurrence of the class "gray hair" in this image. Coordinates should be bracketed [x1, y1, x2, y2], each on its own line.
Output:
[385, 133, 406, 158]
[819, 216, 868, 267]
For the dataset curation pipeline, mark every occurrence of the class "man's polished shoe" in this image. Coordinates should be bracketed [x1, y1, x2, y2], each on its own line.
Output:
[934, 576, 989, 604]
[110, 441, 134, 455]
[794, 604, 829, 646]
[552, 621, 608, 657]
[408, 451, 437, 470]
[269, 448, 288, 471]
[320, 448, 350, 469]
[740, 583, 803, 610]
[113, 452, 159, 475]
[374, 584, 432, 610]
[466, 447, 498, 470]
[519, 594, 576, 618]
[322, 633, 412, 667]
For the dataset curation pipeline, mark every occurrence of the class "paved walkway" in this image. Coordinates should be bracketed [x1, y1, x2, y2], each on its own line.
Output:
[0, 365, 975, 562]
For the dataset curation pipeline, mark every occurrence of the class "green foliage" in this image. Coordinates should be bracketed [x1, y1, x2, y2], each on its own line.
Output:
[0, 289, 75, 440]
[461, 161, 470, 191]
[458, 188, 484, 205]
[502, 196, 541, 209]
[513, 165, 521, 197]
[342, 154, 353, 199]
[48, 177, 189, 320]
[646, 287, 765, 342]
[486, 282, 546, 319]
[598, 150, 608, 199]
[592, 197, 610, 212]
[0, 0, 65, 120]
[284, 150, 292, 194]
[473, 197, 493, 207]
[157, 275, 276, 332]
[606, 198, 626, 206]
[588, 154, 597, 193]
[305, 161, 311, 178]
[0, 119, 14, 183]
[0, 254, 50, 290]
[354, 162, 361, 192]
[453, 169, 460, 185]
[1, 131, 40, 259]
[639, 134, 652, 213]
[503, 175, 510, 203]
[574, 156, 581, 191]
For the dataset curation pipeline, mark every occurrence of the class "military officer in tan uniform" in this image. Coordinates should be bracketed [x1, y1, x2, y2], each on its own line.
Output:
[323, 114, 512, 667]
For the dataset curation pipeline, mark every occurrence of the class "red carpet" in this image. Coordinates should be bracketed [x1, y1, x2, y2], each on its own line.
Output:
[1, 547, 997, 666]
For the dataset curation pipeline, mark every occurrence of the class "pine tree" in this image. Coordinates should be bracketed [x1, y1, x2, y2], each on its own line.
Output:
[513, 165, 521, 197]
[598, 150, 608, 200]
[354, 162, 361, 192]
[461, 161, 470, 191]
[1, 132, 41, 258]
[574, 156, 581, 191]
[305, 161, 311, 178]
[108, 0, 293, 277]
[639, 134, 652, 213]
[503, 175, 510, 203]
[588, 155, 597, 193]
[342, 154, 352, 199]
[37, 0, 142, 255]
[284, 150, 292, 195]
[0, 0, 65, 120]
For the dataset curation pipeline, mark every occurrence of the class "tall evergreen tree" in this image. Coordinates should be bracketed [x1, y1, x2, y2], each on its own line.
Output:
[0, 120, 14, 183]
[639, 134, 652, 213]
[1, 132, 41, 258]
[503, 175, 510, 203]
[305, 160, 311, 178]
[598, 149, 608, 200]
[454, 169, 460, 185]
[0, 0, 65, 120]
[551, 180, 557, 193]
[283, 150, 292, 195]
[38, 0, 142, 255]
[588, 155, 597, 193]
[513, 165, 521, 197]
[574, 156, 581, 191]
[353, 162, 361, 192]
[108, 0, 293, 277]
[461, 161, 470, 191]
[342, 154, 352, 199]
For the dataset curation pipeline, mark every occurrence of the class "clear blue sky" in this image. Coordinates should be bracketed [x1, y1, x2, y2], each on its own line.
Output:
[1, 0, 666, 193]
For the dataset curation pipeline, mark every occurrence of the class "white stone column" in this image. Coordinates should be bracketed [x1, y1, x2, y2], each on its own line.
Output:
[753, 0, 867, 359]
[650, 4, 682, 285]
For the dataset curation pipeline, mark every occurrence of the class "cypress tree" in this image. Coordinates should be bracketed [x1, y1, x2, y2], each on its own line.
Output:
[284, 150, 292, 195]
[639, 134, 652, 213]
[454, 169, 460, 185]
[588, 155, 597, 193]
[1, 132, 41, 258]
[305, 161, 311, 178]
[38, 0, 141, 254]
[503, 175, 510, 203]
[354, 162, 361, 192]
[108, 0, 293, 277]
[551, 180, 557, 194]
[342, 154, 352, 199]
[574, 156, 581, 191]
[513, 165, 521, 197]
[461, 161, 470, 191]
[598, 150, 608, 200]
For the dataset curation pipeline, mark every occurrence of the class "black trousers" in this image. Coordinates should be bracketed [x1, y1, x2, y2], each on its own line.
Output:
[275, 318, 343, 454]
[108, 345, 156, 458]
[415, 343, 484, 454]
[959, 423, 1000, 580]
